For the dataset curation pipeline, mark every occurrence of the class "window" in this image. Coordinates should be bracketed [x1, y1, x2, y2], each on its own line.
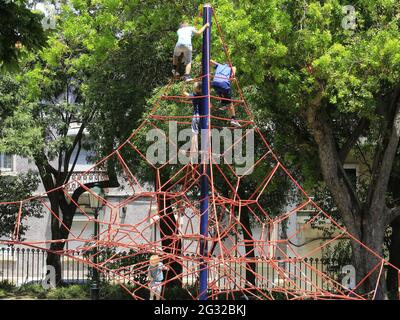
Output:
[344, 164, 358, 190]
[0, 154, 14, 172]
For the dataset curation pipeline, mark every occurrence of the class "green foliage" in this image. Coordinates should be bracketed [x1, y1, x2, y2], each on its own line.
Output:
[0, 0, 47, 68]
[0, 74, 21, 123]
[16, 283, 47, 298]
[0, 172, 42, 238]
[46, 284, 89, 300]
[0, 280, 15, 292]
[0, 0, 399, 296]
[322, 240, 352, 265]
[163, 285, 196, 300]
[84, 248, 150, 285]
[99, 283, 133, 300]
[0, 289, 6, 298]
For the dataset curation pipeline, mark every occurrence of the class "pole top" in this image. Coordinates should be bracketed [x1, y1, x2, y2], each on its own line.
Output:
[204, 3, 212, 8]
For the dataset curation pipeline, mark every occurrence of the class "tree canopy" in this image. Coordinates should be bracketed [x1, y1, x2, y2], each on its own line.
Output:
[1, 0, 400, 297]
[0, 0, 47, 68]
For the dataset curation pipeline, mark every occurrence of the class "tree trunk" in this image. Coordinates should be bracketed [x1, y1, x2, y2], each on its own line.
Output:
[387, 216, 400, 298]
[351, 217, 387, 300]
[45, 192, 63, 285]
[46, 243, 63, 285]
[304, 92, 400, 299]
[43, 175, 119, 285]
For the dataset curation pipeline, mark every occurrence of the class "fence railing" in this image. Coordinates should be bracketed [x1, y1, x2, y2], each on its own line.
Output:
[0, 247, 89, 285]
[181, 255, 351, 293]
[0, 247, 349, 293]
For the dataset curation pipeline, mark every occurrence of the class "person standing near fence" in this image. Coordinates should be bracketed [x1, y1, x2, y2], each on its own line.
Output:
[148, 255, 168, 300]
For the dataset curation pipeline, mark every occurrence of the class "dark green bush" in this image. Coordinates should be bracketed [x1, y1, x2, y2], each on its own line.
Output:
[46, 284, 89, 300]
[99, 283, 133, 300]
[163, 286, 196, 300]
[0, 280, 15, 292]
[16, 283, 46, 297]
[0, 289, 7, 298]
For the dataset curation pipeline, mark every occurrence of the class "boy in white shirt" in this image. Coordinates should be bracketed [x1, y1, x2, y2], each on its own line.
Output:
[173, 21, 209, 82]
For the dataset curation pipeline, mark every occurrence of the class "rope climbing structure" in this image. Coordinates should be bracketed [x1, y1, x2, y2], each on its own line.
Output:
[0, 4, 399, 300]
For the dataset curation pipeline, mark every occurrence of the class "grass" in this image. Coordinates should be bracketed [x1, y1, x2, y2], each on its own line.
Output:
[0, 281, 137, 300]
[46, 284, 90, 300]
[0, 289, 7, 298]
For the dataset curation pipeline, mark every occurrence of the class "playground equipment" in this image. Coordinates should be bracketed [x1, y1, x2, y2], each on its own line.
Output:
[1, 4, 400, 300]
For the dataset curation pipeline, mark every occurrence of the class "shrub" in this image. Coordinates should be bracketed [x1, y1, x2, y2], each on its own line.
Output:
[0, 280, 15, 292]
[100, 283, 133, 300]
[16, 283, 46, 297]
[46, 285, 89, 300]
[0, 289, 7, 298]
[84, 248, 151, 285]
[163, 286, 196, 300]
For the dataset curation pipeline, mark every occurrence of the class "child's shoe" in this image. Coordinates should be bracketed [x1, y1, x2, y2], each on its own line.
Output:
[230, 119, 241, 127]
[172, 69, 180, 77]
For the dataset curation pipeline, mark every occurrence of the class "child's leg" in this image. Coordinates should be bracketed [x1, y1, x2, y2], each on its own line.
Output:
[190, 133, 198, 162]
[173, 47, 179, 68]
[185, 63, 192, 76]
[172, 45, 182, 75]
[183, 46, 193, 80]
[149, 288, 155, 300]
[224, 88, 240, 127]
[228, 103, 236, 118]
[223, 88, 235, 118]
[155, 284, 162, 300]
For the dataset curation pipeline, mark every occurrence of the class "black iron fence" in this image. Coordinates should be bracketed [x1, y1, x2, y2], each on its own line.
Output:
[0, 247, 89, 285]
[181, 255, 351, 292]
[0, 247, 350, 292]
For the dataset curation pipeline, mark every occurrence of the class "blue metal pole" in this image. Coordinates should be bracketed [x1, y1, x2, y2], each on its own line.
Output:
[199, 3, 212, 301]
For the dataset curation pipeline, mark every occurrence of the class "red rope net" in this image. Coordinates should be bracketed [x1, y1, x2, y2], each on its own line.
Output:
[0, 8, 399, 300]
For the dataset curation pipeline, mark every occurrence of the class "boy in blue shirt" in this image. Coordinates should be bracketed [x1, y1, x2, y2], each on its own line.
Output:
[211, 60, 240, 127]
[173, 21, 209, 82]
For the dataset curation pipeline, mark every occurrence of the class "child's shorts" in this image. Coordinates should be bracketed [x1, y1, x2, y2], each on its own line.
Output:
[212, 81, 232, 106]
[174, 44, 192, 65]
[192, 113, 200, 134]
[150, 281, 162, 295]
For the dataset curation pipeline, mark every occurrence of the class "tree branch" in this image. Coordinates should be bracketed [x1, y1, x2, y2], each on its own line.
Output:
[338, 118, 370, 164]
[389, 206, 400, 223]
[62, 123, 85, 184]
[58, 163, 120, 241]
[64, 138, 81, 185]
[288, 237, 345, 248]
[366, 91, 400, 224]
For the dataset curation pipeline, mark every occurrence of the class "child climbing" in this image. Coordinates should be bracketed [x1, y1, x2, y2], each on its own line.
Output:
[148, 254, 168, 300]
[172, 21, 210, 82]
[210, 59, 240, 127]
[183, 81, 202, 161]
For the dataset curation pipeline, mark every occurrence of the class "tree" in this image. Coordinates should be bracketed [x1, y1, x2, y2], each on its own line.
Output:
[0, 1, 123, 283]
[0, 0, 200, 285]
[2, 0, 399, 298]
[0, 172, 42, 239]
[211, 0, 400, 298]
[0, 0, 47, 68]
[387, 147, 400, 298]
